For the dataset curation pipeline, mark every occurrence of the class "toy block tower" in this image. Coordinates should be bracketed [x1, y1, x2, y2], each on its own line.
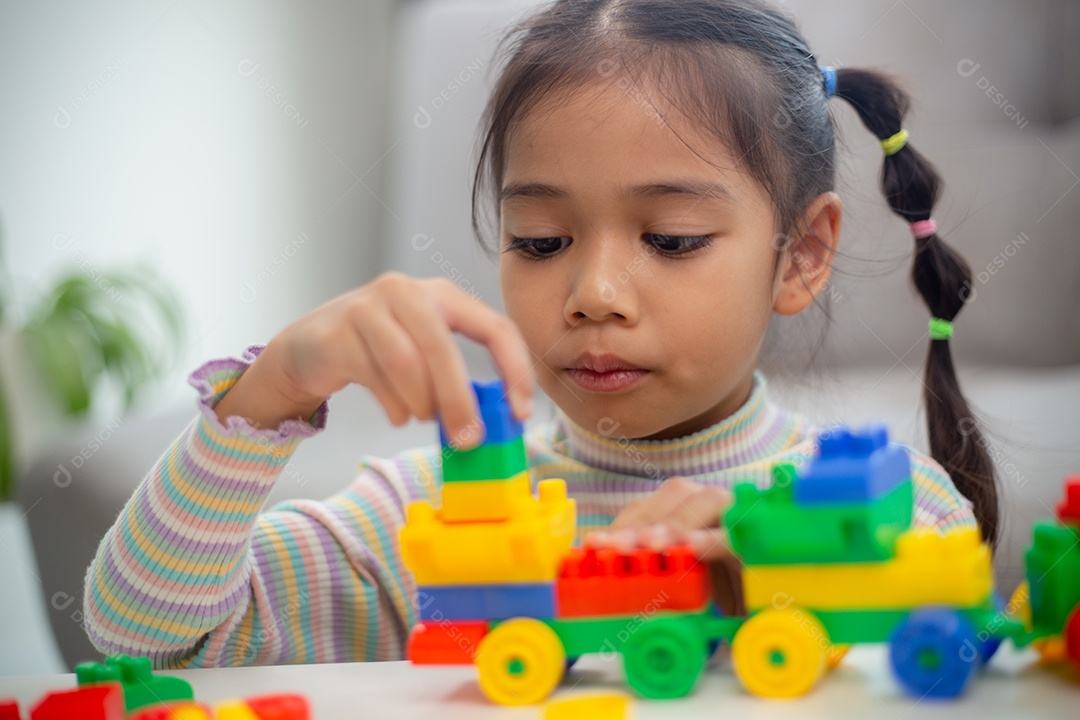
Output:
[438, 379, 533, 522]
[400, 379, 575, 625]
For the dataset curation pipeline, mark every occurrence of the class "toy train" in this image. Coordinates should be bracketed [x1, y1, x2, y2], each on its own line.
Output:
[400, 380, 1080, 705]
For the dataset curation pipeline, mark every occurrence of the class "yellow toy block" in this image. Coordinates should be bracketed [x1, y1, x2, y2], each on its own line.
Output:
[439, 472, 532, 522]
[213, 701, 260, 720]
[402, 478, 576, 585]
[545, 694, 630, 720]
[743, 528, 993, 612]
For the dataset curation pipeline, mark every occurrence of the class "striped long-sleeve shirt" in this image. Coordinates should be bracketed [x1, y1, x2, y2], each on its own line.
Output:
[83, 346, 976, 668]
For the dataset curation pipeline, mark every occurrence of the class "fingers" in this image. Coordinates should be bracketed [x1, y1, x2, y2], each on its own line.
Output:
[353, 309, 438, 424]
[586, 477, 734, 561]
[388, 282, 480, 447]
[609, 477, 731, 535]
[432, 279, 535, 421]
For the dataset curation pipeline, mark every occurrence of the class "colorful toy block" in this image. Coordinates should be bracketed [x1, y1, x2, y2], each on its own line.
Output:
[794, 424, 911, 504]
[544, 694, 630, 720]
[1025, 519, 1080, 639]
[440, 436, 528, 482]
[76, 655, 194, 713]
[742, 527, 993, 612]
[407, 620, 489, 664]
[419, 581, 555, 621]
[0, 701, 20, 720]
[129, 704, 212, 720]
[439, 472, 532, 522]
[30, 684, 125, 720]
[1057, 475, 1080, 527]
[214, 701, 260, 720]
[726, 463, 913, 565]
[556, 545, 710, 618]
[401, 478, 575, 585]
[438, 379, 523, 447]
[244, 694, 310, 720]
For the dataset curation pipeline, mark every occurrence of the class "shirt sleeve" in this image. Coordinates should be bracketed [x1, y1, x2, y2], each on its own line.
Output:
[82, 346, 439, 668]
[904, 446, 978, 533]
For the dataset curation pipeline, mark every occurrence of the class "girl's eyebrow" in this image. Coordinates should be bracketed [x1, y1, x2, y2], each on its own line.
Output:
[500, 179, 735, 203]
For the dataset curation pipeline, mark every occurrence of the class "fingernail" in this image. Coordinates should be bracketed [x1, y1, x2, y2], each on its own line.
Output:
[611, 528, 637, 552]
[585, 531, 607, 547]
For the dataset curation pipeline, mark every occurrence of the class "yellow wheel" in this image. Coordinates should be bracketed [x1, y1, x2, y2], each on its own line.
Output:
[825, 644, 849, 670]
[732, 607, 829, 698]
[476, 618, 566, 705]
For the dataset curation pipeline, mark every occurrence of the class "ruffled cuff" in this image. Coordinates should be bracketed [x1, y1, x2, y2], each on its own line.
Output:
[188, 344, 329, 445]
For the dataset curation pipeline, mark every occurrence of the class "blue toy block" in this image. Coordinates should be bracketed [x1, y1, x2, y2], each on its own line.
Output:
[793, 424, 912, 505]
[417, 582, 555, 621]
[438, 378, 523, 446]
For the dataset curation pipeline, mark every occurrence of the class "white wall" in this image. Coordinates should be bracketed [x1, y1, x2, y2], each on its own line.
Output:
[0, 0, 396, 420]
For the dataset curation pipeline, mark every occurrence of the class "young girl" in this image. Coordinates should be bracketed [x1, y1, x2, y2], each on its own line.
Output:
[84, 0, 999, 668]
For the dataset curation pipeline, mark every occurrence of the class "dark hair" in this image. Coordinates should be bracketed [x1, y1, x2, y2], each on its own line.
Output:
[472, 0, 999, 546]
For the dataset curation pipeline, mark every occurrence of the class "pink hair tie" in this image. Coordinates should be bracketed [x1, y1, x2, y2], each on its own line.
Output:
[909, 219, 938, 239]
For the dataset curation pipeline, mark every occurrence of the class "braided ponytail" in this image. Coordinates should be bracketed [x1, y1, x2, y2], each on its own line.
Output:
[832, 68, 1000, 546]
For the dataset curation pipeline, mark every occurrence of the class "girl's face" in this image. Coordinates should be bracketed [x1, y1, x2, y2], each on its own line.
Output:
[499, 79, 825, 440]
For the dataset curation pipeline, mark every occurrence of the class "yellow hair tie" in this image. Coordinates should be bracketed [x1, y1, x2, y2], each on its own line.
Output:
[880, 128, 909, 156]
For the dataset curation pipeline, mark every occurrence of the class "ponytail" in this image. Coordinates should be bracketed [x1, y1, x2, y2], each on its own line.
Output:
[831, 68, 1000, 547]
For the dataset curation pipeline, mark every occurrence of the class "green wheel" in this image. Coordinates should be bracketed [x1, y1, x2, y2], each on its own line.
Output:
[622, 617, 707, 699]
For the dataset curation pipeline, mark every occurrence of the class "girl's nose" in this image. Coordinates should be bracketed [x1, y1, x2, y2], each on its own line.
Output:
[563, 244, 640, 326]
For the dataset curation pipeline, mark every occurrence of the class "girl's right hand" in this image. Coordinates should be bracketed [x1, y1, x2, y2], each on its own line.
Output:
[214, 272, 535, 448]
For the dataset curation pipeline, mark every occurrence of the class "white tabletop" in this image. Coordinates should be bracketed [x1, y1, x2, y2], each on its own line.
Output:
[0, 645, 1075, 719]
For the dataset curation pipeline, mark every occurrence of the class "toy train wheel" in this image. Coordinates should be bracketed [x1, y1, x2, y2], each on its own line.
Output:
[621, 617, 707, 699]
[731, 606, 829, 698]
[1065, 605, 1080, 669]
[889, 608, 978, 699]
[476, 618, 566, 705]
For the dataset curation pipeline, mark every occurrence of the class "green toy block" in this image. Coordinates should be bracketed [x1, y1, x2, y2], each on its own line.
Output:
[1025, 520, 1080, 637]
[725, 463, 913, 565]
[75, 655, 194, 713]
[440, 436, 527, 482]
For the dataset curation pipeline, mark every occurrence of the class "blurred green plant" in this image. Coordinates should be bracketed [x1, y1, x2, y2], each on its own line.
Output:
[0, 262, 183, 502]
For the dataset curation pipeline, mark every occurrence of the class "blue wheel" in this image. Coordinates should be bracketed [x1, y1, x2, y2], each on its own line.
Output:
[977, 593, 1006, 666]
[889, 608, 979, 699]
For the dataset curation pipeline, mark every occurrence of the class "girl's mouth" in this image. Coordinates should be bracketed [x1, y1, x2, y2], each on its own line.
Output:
[565, 353, 649, 393]
[566, 368, 649, 392]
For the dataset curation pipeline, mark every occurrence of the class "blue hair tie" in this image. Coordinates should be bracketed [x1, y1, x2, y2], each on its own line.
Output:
[821, 66, 837, 98]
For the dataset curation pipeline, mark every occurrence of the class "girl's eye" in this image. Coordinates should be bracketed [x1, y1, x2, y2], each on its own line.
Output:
[505, 236, 572, 259]
[645, 233, 715, 255]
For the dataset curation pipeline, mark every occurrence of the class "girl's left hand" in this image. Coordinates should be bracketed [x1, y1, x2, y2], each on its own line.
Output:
[583, 476, 744, 616]
[583, 476, 733, 560]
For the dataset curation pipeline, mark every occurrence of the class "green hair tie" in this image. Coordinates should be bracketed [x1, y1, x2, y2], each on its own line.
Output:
[929, 317, 954, 341]
[880, 128, 910, 156]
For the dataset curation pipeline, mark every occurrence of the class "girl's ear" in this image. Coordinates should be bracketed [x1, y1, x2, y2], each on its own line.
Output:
[772, 192, 842, 316]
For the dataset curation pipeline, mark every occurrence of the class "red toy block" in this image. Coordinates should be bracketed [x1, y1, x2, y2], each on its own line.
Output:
[407, 620, 489, 664]
[555, 544, 710, 618]
[30, 684, 124, 720]
[0, 700, 21, 720]
[1056, 475, 1080, 527]
[245, 694, 311, 720]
